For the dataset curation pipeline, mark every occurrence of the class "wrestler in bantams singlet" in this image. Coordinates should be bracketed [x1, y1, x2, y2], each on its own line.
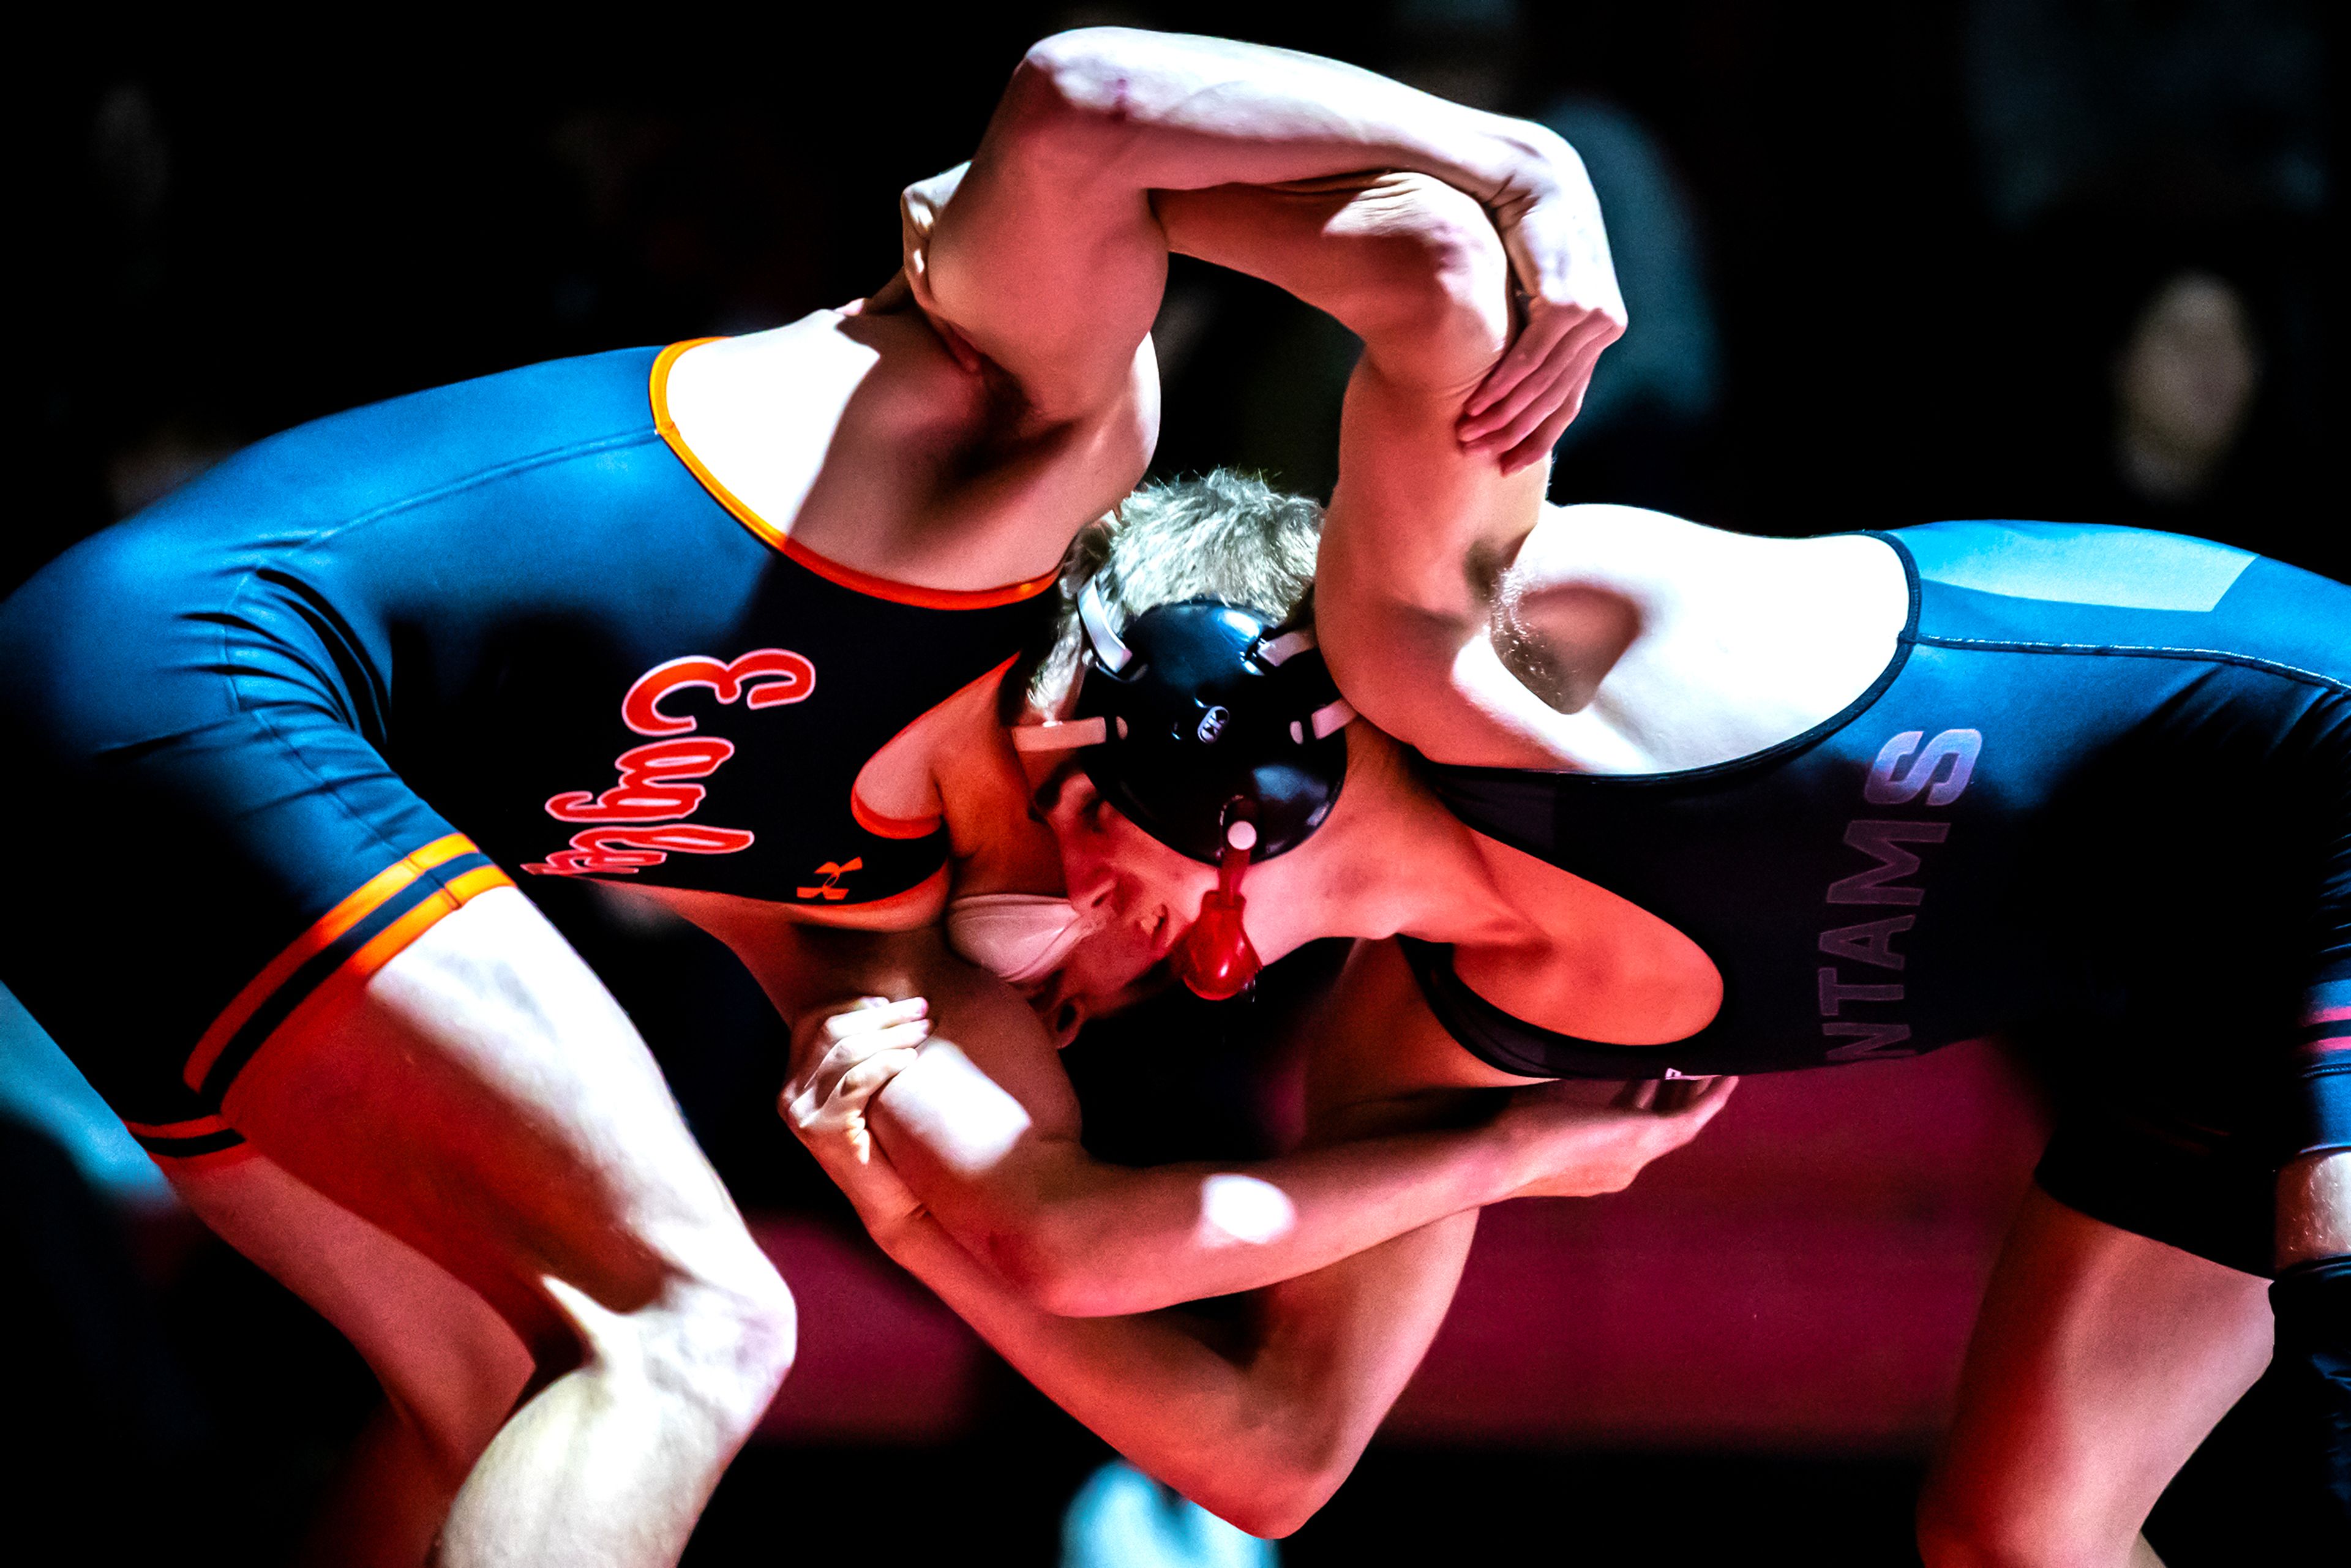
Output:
[1401, 521, 2351, 1271]
[0, 342, 1053, 1165]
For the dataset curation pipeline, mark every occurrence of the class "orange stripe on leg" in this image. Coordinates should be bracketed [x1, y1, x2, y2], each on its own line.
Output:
[182, 835, 490, 1091]
[443, 864, 516, 903]
[219, 870, 512, 1124]
[407, 831, 478, 874]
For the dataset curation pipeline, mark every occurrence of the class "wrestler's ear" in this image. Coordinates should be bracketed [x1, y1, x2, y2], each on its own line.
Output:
[1048, 994, 1088, 1050]
[1032, 759, 1096, 822]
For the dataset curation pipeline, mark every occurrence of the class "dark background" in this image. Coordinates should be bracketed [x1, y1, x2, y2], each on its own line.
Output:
[6, 2, 2339, 1563]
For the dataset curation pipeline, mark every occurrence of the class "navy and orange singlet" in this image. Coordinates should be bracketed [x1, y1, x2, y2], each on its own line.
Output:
[0, 343, 1054, 1163]
[1403, 521, 2351, 1272]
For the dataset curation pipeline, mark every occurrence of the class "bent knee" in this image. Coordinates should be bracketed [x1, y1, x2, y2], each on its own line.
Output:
[602, 1246, 798, 1433]
[1917, 1486, 2140, 1568]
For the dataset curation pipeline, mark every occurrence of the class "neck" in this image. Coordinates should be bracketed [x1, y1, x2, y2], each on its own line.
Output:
[1247, 725, 1528, 960]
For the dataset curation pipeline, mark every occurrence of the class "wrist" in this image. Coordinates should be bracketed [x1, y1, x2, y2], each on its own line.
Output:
[1473, 117, 1572, 203]
[1487, 1112, 1569, 1198]
[863, 1204, 934, 1261]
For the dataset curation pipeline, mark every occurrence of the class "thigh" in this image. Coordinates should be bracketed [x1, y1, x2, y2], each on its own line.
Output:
[217, 886, 771, 1353]
[1921, 1185, 2273, 1561]
[168, 1150, 533, 1472]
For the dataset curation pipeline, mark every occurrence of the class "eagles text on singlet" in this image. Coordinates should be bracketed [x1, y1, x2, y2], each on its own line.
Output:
[524, 648, 816, 877]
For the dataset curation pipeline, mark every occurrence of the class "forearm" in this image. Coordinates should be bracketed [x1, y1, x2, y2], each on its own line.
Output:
[874, 1214, 1322, 1533]
[1013, 28, 1561, 207]
[875, 1077, 1532, 1315]
[871, 1205, 1476, 1537]
[929, 27, 1581, 421]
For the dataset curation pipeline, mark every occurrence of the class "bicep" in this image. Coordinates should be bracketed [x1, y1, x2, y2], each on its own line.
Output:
[1150, 181, 1546, 762]
[1234, 1191, 1481, 1500]
[920, 67, 1168, 422]
[1302, 937, 1535, 1142]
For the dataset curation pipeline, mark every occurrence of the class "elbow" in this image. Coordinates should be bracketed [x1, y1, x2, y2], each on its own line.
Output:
[1000, 29, 1153, 163]
[1220, 1485, 1339, 1542]
[1204, 1423, 1357, 1539]
[1351, 176, 1513, 388]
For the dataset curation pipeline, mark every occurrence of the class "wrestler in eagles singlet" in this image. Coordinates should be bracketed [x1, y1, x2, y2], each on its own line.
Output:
[0, 340, 1052, 1164]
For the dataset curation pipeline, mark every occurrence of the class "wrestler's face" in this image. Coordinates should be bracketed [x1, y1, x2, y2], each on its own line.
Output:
[1034, 763, 1221, 997]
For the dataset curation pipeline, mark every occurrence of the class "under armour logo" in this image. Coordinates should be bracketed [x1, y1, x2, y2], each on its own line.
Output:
[1195, 705, 1231, 744]
[797, 857, 863, 901]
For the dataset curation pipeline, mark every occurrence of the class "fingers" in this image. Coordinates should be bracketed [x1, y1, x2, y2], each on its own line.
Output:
[783, 1040, 924, 1147]
[1498, 385, 1589, 475]
[821, 1021, 934, 1072]
[1462, 328, 1621, 481]
[1461, 309, 1603, 437]
[806, 1020, 932, 1103]
[1657, 1076, 1739, 1142]
[1463, 310, 1619, 454]
[787, 995, 934, 1112]
[1610, 1079, 1660, 1112]
[1462, 310, 1574, 424]
[819, 996, 930, 1040]
[834, 1048, 924, 1122]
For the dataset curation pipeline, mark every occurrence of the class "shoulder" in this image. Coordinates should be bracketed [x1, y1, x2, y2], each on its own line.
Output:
[118, 346, 672, 542]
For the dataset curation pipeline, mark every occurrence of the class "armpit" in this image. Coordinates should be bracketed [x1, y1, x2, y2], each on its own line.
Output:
[1488, 570, 1641, 716]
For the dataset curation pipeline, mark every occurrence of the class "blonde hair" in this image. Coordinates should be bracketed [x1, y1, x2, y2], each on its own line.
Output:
[1011, 470, 1324, 721]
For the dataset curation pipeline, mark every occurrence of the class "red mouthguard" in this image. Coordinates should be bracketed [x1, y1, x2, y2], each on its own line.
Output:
[1173, 818, 1262, 1000]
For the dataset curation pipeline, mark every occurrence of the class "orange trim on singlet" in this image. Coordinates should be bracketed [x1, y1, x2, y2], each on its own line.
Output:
[845, 652, 1019, 844]
[122, 1112, 234, 1140]
[220, 861, 515, 1120]
[850, 791, 946, 841]
[182, 833, 506, 1091]
[648, 339, 1059, 611]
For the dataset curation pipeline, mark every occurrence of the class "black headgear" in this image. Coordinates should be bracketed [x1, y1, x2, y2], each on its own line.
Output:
[1021, 583, 1352, 863]
[1013, 583, 1355, 999]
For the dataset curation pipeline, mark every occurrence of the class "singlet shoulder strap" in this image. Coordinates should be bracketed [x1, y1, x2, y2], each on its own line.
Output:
[1395, 935, 1677, 1081]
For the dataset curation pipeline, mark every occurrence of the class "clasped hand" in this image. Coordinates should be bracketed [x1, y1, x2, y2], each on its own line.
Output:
[1458, 129, 1629, 471]
[784, 991, 1736, 1244]
[1491, 1075, 1739, 1199]
[781, 995, 935, 1237]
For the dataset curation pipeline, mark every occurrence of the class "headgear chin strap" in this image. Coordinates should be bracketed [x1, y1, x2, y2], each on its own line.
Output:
[1013, 584, 1354, 999]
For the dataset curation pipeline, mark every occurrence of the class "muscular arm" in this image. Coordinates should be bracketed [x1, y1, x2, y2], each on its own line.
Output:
[868, 1160, 1475, 1539]
[819, 938, 1725, 1536]
[1155, 173, 1574, 764]
[833, 940, 1493, 1537]
[928, 26, 1610, 430]
[763, 923, 1665, 1318]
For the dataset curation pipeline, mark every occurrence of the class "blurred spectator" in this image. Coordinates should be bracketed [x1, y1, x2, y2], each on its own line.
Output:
[2112, 270, 2262, 508]
[1963, 0, 2333, 572]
